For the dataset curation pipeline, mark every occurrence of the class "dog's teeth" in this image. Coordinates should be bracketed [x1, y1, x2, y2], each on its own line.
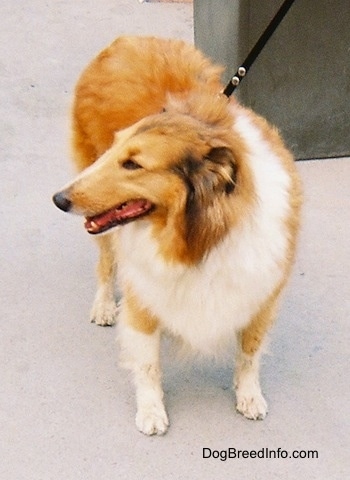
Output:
[90, 221, 98, 229]
[117, 201, 130, 211]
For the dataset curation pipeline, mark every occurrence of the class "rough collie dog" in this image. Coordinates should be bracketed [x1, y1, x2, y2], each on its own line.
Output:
[53, 36, 302, 435]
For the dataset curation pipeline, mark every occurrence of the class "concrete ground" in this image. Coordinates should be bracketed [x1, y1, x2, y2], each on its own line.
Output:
[1, 1, 349, 479]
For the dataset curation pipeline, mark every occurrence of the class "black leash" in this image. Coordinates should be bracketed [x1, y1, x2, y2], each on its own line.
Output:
[222, 0, 296, 97]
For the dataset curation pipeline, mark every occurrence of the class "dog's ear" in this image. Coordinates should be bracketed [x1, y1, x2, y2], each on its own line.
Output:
[176, 146, 237, 208]
[203, 146, 237, 195]
[173, 146, 238, 261]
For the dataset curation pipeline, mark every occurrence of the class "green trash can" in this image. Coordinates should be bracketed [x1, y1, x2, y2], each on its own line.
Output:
[194, 0, 350, 159]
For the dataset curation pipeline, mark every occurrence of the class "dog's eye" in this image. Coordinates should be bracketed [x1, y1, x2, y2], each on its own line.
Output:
[122, 159, 142, 170]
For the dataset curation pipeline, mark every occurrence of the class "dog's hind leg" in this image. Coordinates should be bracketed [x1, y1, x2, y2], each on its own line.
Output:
[234, 289, 282, 420]
[118, 290, 169, 435]
[90, 233, 119, 326]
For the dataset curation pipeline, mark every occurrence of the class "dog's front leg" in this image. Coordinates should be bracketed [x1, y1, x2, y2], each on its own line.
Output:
[118, 291, 169, 435]
[234, 292, 281, 420]
[90, 233, 119, 326]
[234, 338, 268, 420]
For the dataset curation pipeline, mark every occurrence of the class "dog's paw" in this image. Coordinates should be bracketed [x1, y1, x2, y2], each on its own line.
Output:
[136, 405, 169, 436]
[90, 299, 120, 326]
[236, 387, 268, 420]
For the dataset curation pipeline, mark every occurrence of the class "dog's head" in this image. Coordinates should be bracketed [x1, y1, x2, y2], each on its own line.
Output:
[53, 110, 249, 263]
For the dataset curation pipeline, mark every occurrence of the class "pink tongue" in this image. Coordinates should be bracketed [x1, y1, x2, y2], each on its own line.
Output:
[84, 200, 151, 232]
[93, 209, 120, 226]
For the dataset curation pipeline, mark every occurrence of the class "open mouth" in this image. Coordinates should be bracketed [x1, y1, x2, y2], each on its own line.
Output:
[84, 199, 154, 234]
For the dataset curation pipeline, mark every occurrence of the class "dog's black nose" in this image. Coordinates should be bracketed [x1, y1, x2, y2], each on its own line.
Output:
[52, 191, 72, 212]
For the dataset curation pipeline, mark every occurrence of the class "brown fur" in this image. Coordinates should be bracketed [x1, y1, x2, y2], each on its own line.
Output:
[124, 285, 159, 335]
[72, 36, 223, 170]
